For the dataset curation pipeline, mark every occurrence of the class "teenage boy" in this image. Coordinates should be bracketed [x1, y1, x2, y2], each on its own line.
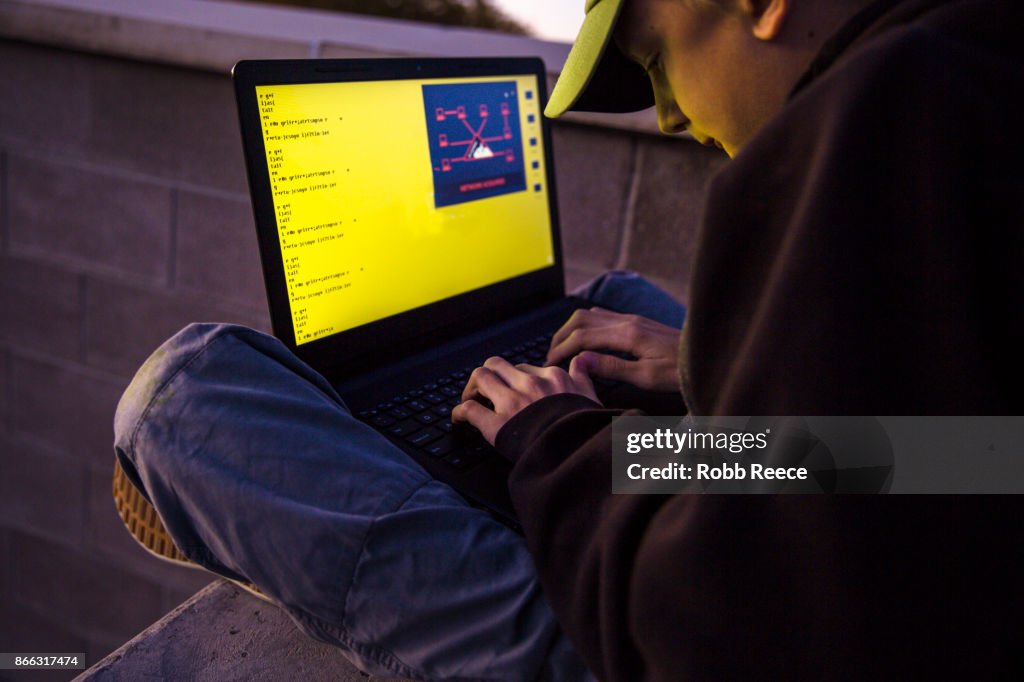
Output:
[115, 0, 1021, 679]
[453, 0, 1022, 679]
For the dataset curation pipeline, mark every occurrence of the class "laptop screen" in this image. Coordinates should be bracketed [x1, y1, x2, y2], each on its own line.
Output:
[254, 74, 555, 346]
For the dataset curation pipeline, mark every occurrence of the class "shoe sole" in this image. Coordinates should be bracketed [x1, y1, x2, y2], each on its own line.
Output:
[113, 458, 267, 601]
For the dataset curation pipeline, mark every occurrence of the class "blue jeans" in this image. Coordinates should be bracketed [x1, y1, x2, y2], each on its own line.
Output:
[114, 271, 685, 681]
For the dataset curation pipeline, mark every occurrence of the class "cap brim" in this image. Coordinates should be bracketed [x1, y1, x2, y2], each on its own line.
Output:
[545, 0, 654, 118]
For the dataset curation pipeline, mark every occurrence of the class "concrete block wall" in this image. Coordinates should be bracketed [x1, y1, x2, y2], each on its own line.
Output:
[0, 0, 726, 673]
[554, 126, 726, 298]
[0, 41, 266, 675]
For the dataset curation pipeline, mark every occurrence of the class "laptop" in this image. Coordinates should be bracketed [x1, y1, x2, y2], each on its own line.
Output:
[232, 57, 681, 530]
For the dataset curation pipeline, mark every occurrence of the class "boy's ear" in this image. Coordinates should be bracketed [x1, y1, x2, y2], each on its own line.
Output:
[740, 0, 789, 40]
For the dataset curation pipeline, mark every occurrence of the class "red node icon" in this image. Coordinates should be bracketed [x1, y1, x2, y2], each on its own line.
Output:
[457, 105, 466, 120]
[479, 104, 488, 118]
[441, 158, 451, 171]
[439, 133, 448, 147]
[435, 107, 445, 121]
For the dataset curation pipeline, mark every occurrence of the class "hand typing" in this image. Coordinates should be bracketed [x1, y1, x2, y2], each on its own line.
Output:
[546, 307, 681, 392]
[452, 356, 600, 445]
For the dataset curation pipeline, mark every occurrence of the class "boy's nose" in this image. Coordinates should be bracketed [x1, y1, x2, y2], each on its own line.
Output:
[655, 92, 688, 135]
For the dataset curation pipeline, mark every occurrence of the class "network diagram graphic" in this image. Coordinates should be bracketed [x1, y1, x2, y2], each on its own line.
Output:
[422, 81, 528, 208]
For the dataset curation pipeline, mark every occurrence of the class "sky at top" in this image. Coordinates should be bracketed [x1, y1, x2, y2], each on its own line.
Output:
[489, 0, 585, 43]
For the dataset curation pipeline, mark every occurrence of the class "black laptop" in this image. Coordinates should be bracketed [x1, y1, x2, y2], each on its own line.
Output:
[232, 57, 681, 530]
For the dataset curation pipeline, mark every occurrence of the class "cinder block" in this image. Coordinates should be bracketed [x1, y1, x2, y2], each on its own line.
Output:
[85, 56, 249, 193]
[85, 463, 213, 597]
[0, 599, 89, 681]
[0, 43, 91, 158]
[10, 352, 125, 470]
[551, 123, 634, 270]
[622, 138, 727, 304]
[2, 148, 9, 252]
[0, 345, 9, 433]
[0, 42, 249, 193]
[564, 263, 606, 295]
[0, 434, 87, 545]
[175, 191, 267, 311]
[0, 256, 82, 361]
[7, 153, 171, 285]
[84, 277, 269, 377]
[9, 530, 165, 642]
[0, 526, 9, 598]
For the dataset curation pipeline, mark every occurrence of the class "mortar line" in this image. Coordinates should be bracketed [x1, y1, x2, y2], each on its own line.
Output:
[8, 343, 129, 385]
[614, 139, 645, 270]
[78, 274, 89, 365]
[167, 188, 178, 289]
[1, 149, 9, 254]
[3, 344, 11, 435]
[78, 458, 92, 554]
[0, 144, 248, 202]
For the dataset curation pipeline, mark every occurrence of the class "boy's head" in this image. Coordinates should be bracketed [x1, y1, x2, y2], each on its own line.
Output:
[548, 0, 874, 157]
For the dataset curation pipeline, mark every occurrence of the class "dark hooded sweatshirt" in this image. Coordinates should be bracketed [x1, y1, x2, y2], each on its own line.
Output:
[494, 1, 1024, 679]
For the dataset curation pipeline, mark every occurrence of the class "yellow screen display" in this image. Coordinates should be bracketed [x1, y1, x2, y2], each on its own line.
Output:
[256, 75, 554, 345]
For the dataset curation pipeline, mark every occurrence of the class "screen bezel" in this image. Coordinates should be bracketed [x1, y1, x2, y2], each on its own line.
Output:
[232, 57, 566, 382]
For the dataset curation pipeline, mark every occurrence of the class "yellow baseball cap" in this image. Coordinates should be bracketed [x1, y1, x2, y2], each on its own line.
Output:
[545, 0, 654, 118]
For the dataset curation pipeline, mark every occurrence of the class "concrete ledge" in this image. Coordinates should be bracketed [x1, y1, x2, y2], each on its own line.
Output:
[0, 0, 669, 136]
[76, 580, 415, 681]
[0, 0, 570, 70]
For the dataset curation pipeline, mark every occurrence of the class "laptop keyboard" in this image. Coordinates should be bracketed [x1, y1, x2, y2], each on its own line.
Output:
[356, 334, 551, 471]
[358, 330, 616, 472]
[356, 330, 622, 472]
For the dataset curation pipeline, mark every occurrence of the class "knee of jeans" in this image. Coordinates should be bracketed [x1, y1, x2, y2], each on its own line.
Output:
[113, 323, 260, 463]
[570, 269, 641, 298]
